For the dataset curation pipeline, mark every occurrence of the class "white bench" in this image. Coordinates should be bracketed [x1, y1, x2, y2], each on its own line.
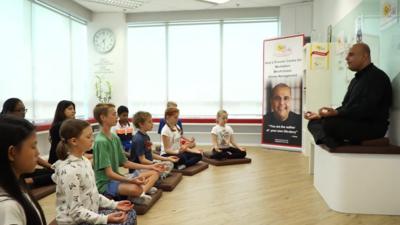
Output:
[313, 144, 400, 215]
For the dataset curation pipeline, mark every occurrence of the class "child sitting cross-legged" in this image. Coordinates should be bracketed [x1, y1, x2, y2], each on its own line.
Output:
[131, 111, 179, 179]
[161, 107, 203, 170]
[92, 103, 164, 205]
[207, 109, 247, 160]
[52, 119, 136, 225]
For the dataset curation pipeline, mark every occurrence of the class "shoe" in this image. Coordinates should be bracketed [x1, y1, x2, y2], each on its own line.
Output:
[131, 194, 152, 205]
[203, 151, 213, 158]
[177, 164, 186, 170]
[146, 187, 158, 195]
[160, 173, 168, 180]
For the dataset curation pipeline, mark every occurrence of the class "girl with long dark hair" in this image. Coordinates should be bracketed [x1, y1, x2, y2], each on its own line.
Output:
[48, 100, 76, 164]
[0, 115, 46, 225]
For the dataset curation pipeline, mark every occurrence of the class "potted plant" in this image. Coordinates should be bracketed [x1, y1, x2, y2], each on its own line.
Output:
[95, 75, 112, 103]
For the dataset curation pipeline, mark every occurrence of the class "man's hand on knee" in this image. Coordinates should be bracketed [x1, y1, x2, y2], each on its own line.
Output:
[318, 107, 338, 117]
[304, 111, 320, 120]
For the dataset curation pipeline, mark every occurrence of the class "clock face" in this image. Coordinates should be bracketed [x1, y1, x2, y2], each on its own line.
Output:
[93, 28, 116, 53]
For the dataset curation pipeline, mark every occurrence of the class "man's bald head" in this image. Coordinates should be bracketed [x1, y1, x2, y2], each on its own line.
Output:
[345, 43, 371, 72]
[354, 42, 370, 57]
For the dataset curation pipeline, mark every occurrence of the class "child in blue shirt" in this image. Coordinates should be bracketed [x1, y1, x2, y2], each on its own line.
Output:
[132, 111, 179, 179]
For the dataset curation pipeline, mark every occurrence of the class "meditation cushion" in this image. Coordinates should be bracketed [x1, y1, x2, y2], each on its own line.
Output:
[202, 156, 252, 166]
[134, 189, 163, 215]
[31, 184, 56, 200]
[172, 161, 209, 176]
[158, 172, 183, 191]
[323, 138, 400, 154]
[360, 137, 389, 146]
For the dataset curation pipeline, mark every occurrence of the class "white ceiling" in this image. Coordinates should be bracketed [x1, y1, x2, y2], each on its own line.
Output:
[73, 0, 309, 13]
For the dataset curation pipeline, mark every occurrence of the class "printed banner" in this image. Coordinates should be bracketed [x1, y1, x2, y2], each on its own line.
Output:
[310, 43, 330, 70]
[262, 35, 304, 150]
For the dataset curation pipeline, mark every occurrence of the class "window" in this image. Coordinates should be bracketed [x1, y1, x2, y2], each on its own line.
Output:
[168, 23, 220, 117]
[0, 0, 32, 117]
[127, 19, 279, 118]
[71, 20, 89, 119]
[222, 21, 279, 118]
[0, 0, 88, 122]
[127, 26, 166, 117]
[32, 4, 71, 121]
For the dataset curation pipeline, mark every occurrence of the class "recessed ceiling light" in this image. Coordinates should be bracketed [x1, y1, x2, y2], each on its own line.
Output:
[198, 0, 231, 4]
[80, 0, 145, 9]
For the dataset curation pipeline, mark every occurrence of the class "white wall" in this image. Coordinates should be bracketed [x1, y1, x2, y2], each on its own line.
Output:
[312, 0, 362, 42]
[280, 2, 313, 37]
[87, 13, 128, 108]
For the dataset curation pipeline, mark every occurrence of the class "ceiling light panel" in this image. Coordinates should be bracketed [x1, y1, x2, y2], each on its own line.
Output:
[81, 0, 145, 9]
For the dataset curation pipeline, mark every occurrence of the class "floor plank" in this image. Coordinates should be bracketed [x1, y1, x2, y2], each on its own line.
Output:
[40, 147, 400, 225]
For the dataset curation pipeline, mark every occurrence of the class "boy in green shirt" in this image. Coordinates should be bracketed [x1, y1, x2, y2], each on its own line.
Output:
[93, 103, 164, 204]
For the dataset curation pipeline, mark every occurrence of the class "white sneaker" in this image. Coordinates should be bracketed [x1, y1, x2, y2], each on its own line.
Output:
[177, 164, 186, 170]
[146, 187, 158, 195]
[131, 194, 152, 205]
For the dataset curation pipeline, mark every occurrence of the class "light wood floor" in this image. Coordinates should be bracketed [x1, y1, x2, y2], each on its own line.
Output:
[40, 147, 400, 225]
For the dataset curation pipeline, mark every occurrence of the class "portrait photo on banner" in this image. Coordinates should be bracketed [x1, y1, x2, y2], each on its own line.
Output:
[262, 78, 302, 146]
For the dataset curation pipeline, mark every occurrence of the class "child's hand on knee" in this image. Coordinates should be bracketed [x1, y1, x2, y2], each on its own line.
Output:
[116, 200, 134, 211]
[154, 163, 166, 172]
[129, 176, 145, 185]
[213, 148, 222, 152]
[168, 156, 179, 162]
[107, 211, 126, 223]
[150, 163, 164, 172]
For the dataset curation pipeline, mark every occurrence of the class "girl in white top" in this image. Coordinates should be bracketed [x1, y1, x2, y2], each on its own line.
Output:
[52, 119, 136, 225]
[160, 107, 202, 169]
[0, 115, 46, 225]
[209, 110, 247, 160]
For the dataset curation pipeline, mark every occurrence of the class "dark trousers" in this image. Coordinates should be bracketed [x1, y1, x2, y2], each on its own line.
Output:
[211, 147, 247, 160]
[21, 168, 54, 187]
[307, 117, 388, 145]
[163, 152, 202, 168]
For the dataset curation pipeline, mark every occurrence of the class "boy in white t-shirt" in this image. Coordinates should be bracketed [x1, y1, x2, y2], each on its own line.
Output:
[209, 109, 246, 160]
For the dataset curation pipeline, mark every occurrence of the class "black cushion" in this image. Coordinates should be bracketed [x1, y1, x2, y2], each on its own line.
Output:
[202, 156, 252, 166]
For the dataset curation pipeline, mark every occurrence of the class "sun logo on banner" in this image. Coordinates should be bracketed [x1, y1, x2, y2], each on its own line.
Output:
[274, 43, 292, 57]
[383, 2, 392, 17]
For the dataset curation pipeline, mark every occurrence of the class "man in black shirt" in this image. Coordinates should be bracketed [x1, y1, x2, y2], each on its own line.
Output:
[305, 43, 392, 148]
[263, 83, 302, 146]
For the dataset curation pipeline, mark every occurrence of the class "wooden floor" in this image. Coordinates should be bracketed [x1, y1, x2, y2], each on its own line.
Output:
[40, 147, 400, 225]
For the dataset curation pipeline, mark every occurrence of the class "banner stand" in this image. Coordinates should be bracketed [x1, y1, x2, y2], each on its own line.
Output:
[262, 34, 304, 151]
